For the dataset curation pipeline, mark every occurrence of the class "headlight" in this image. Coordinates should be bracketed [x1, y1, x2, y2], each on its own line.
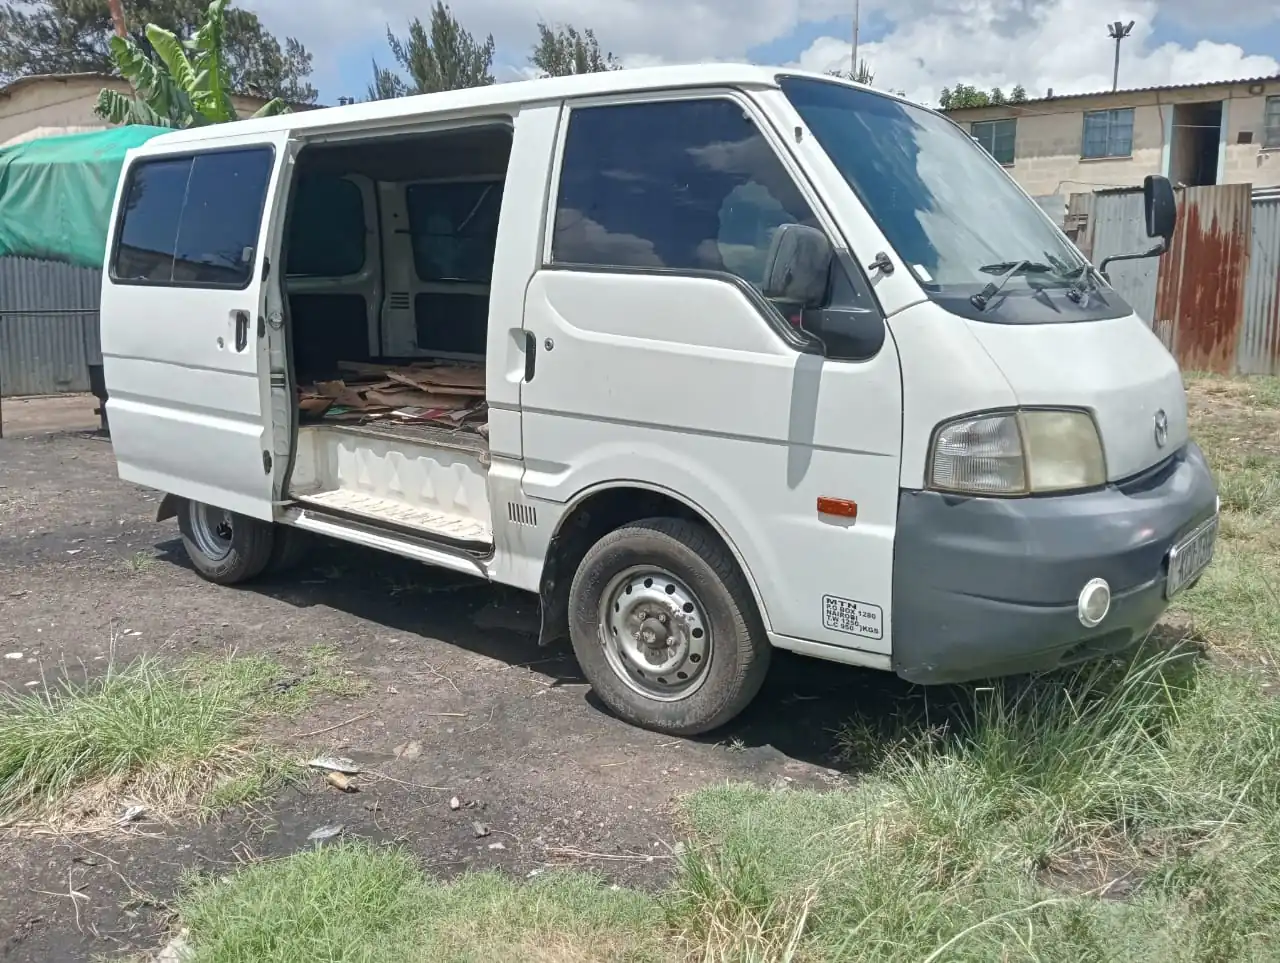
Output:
[929, 409, 1106, 495]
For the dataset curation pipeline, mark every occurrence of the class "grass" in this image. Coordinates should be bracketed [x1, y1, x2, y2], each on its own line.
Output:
[0, 652, 342, 829]
[672, 645, 1280, 962]
[1172, 376, 1280, 659]
[176, 850, 668, 963]
[151, 376, 1280, 960]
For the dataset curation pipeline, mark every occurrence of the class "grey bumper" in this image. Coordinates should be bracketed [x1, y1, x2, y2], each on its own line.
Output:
[891, 443, 1218, 684]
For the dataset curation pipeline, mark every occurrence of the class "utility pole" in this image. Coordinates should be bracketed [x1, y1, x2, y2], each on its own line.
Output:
[1108, 20, 1134, 92]
[852, 0, 860, 80]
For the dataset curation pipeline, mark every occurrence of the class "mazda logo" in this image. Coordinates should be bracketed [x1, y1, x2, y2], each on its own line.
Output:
[1154, 409, 1169, 448]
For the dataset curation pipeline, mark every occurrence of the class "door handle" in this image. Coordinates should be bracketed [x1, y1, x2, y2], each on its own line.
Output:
[523, 331, 537, 382]
[233, 310, 250, 352]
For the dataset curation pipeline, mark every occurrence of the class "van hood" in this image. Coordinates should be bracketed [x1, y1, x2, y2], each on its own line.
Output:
[963, 315, 1190, 482]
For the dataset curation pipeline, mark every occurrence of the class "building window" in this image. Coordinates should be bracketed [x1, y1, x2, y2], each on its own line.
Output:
[551, 98, 820, 292]
[971, 118, 1016, 164]
[1081, 108, 1135, 159]
[1265, 95, 1280, 149]
[113, 148, 274, 288]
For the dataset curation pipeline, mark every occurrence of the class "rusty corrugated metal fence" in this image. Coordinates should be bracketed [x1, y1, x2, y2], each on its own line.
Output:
[0, 257, 102, 397]
[1240, 191, 1280, 375]
[1071, 185, 1280, 375]
[1153, 185, 1253, 372]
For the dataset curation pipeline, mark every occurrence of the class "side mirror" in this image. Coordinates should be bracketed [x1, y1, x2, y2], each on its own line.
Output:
[1099, 175, 1177, 282]
[761, 224, 833, 308]
[1144, 174, 1176, 246]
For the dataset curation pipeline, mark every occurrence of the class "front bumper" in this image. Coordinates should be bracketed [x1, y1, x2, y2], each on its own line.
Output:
[891, 443, 1218, 684]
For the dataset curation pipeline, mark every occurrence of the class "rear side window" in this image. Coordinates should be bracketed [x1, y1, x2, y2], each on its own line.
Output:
[287, 174, 366, 278]
[406, 181, 504, 284]
[551, 98, 820, 291]
[113, 147, 274, 288]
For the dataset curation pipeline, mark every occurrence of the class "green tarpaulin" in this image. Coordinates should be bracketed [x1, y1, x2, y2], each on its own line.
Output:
[0, 126, 167, 270]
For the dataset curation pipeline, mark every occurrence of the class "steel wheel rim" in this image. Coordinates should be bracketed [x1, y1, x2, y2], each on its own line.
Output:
[598, 566, 711, 702]
[189, 503, 234, 562]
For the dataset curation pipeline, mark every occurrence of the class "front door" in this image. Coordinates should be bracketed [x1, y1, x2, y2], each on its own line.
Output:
[518, 92, 903, 657]
[101, 131, 294, 521]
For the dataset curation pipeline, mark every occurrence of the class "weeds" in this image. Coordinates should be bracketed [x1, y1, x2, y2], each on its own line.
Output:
[0, 655, 324, 828]
[125, 550, 157, 573]
[676, 644, 1280, 960]
[177, 847, 667, 963]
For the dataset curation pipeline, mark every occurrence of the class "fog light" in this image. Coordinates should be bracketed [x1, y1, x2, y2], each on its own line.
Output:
[1077, 578, 1111, 628]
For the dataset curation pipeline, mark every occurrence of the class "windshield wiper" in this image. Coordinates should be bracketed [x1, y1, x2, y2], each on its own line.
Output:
[970, 260, 1054, 310]
[1064, 264, 1100, 304]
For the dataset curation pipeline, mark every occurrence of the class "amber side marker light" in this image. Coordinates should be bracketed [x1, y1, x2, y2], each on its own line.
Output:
[817, 497, 858, 519]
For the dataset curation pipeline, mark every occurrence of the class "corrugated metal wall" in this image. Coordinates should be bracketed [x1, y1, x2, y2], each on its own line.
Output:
[0, 257, 102, 396]
[1239, 193, 1280, 375]
[1154, 184, 1253, 374]
[1070, 184, 1280, 374]
[1072, 189, 1160, 326]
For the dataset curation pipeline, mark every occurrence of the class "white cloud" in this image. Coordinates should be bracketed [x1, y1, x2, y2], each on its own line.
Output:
[793, 0, 1279, 106]
[239, 0, 1279, 105]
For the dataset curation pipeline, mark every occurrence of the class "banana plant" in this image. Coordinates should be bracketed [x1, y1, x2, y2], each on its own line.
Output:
[95, 0, 291, 129]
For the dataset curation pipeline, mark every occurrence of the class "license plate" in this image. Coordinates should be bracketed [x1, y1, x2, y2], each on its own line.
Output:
[1165, 515, 1218, 599]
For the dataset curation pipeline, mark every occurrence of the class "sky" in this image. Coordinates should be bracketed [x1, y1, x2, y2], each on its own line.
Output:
[237, 0, 1280, 106]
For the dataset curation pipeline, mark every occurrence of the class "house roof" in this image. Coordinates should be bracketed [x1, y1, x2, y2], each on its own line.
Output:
[943, 73, 1280, 113]
[0, 72, 116, 98]
[0, 71, 312, 110]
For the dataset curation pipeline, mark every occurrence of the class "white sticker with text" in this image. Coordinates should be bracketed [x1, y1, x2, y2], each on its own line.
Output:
[822, 595, 884, 640]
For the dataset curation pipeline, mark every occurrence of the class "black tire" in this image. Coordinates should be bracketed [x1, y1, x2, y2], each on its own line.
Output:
[177, 499, 276, 585]
[264, 525, 310, 576]
[568, 517, 771, 736]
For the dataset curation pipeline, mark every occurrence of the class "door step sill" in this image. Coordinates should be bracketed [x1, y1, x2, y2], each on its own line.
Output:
[294, 490, 493, 552]
[284, 508, 490, 578]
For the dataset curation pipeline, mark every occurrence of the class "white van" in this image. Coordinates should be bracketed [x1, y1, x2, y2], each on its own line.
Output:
[100, 66, 1219, 735]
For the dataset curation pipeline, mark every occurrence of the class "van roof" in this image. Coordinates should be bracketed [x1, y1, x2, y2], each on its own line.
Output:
[139, 64, 856, 150]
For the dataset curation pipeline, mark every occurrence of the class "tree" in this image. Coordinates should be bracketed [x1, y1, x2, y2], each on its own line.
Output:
[827, 58, 874, 86]
[530, 21, 619, 76]
[366, 58, 406, 101]
[94, 0, 291, 127]
[382, 2, 494, 96]
[939, 82, 1030, 110]
[0, 0, 316, 102]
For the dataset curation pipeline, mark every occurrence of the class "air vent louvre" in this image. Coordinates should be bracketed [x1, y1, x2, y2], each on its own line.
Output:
[388, 292, 411, 310]
[508, 503, 537, 527]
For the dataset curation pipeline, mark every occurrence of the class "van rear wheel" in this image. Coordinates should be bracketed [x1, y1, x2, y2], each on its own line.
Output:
[178, 500, 275, 585]
[568, 518, 770, 736]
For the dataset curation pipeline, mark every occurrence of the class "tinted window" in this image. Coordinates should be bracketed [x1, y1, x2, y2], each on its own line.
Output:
[172, 150, 273, 285]
[551, 99, 819, 290]
[114, 158, 190, 283]
[971, 118, 1016, 165]
[113, 147, 274, 287]
[1082, 108, 1134, 159]
[406, 181, 503, 284]
[287, 174, 366, 277]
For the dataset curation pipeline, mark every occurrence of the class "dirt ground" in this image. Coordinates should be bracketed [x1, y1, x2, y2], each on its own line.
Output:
[0, 396, 893, 962]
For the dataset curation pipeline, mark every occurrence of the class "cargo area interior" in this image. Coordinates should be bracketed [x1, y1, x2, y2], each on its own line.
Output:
[281, 124, 512, 552]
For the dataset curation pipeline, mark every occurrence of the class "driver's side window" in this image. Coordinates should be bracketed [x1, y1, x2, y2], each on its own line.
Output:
[550, 96, 822, 296]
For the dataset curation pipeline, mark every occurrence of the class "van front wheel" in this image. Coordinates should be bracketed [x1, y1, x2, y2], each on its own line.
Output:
[568, 518, 770, 736]
[178, 500, 275, 585]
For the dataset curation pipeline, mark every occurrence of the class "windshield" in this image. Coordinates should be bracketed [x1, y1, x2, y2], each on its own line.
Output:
[780, 77, 1130, 323]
